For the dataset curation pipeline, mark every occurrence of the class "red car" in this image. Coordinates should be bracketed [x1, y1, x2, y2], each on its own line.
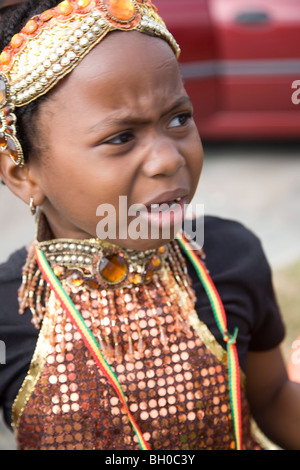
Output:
[155, 0, 300, 140]
[1, 0, 300, 140]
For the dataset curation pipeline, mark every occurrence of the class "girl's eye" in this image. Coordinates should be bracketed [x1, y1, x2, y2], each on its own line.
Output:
[169, 112, 192, 128]
[104, 131, 134, 145]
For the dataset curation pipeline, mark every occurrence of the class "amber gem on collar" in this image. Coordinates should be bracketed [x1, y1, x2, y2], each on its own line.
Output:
[38, 239, 168, 289]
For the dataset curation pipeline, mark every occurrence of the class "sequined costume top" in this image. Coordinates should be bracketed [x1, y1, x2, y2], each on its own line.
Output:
[13, 290, 270, 450]
[10, 217, 276, 450]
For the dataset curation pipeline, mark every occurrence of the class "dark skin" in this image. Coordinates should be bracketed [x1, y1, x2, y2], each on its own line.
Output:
[246, 348, 300, 449]
[0, 31, 300, 449]
[3, 32, 203, 250]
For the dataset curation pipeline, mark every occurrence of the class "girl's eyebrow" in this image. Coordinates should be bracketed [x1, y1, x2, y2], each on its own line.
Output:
[87, 96, 193, 134]
[162, 95, 193, 116]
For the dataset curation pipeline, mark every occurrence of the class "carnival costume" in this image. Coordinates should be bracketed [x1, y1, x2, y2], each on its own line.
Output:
[0, 0, 278, 450]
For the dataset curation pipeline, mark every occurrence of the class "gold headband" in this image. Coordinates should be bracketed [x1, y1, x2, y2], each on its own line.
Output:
[0, 0, 180, 166]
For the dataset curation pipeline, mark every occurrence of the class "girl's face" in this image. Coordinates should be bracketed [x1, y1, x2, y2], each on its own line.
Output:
[30, 31, 203, 250]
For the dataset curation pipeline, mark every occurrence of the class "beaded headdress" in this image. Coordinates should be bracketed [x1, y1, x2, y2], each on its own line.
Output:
[0, 0, 180, 166]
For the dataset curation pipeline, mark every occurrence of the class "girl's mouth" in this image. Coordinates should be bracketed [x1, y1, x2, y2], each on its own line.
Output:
[147, 197, 183, 213]
[141, 196, 188, 232]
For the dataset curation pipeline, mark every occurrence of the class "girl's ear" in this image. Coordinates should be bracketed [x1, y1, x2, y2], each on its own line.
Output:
[0, 150, 45, 209]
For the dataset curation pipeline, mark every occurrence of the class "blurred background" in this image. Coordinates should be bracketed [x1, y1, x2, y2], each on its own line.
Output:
[0, 0, 300, 449]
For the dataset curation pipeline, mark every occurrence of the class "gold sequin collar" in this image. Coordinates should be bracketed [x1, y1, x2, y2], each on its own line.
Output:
[38, 235, 170, 290]
[32, 211, 178, 290]
[19, 212, 197, 333]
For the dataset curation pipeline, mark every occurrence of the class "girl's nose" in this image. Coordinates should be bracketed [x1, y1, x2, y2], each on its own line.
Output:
[142, 138, 185, 178]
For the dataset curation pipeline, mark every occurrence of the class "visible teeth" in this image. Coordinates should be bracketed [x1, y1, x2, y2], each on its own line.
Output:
[149, 198, 182, 212]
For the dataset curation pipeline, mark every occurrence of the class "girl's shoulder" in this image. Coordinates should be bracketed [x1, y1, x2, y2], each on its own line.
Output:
[188, 215, 266, 269]
[203, 215, 262, 248]
[201, 215, 274, 288]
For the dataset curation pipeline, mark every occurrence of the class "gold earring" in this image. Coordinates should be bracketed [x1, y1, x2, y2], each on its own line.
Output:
[29, 197, 36, 216]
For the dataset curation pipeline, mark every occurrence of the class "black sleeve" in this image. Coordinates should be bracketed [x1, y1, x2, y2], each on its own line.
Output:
[186, 216, 285, 371]
[0, 248, 39, 429]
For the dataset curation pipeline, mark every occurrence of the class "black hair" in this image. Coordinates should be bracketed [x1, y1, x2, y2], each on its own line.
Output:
[0, 0, 60, 162]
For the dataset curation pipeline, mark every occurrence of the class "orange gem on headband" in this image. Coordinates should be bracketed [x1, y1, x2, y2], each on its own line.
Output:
[0, 0, 180, 167]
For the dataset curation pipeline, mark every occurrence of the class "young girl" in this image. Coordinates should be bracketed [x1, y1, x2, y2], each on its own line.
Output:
[0, 0, 299, 451]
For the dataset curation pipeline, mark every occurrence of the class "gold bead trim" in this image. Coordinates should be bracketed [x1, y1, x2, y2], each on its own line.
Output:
[37, 237, 169, 289]
[1, 1, 180, 108]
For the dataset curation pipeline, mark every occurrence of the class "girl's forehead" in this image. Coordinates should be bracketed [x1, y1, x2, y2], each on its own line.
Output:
[71, 31, 178, 81]
[46, 32, 183, 118]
